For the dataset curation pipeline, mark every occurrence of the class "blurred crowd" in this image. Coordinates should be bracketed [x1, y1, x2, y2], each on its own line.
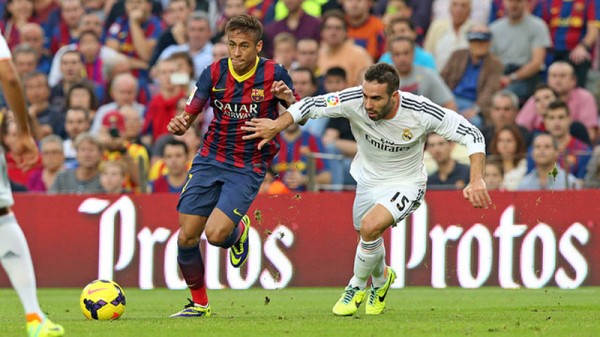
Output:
[1, 0, 600, 194]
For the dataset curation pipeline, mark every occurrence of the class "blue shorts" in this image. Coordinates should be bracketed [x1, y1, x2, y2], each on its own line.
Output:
[177, 156, 264, 224]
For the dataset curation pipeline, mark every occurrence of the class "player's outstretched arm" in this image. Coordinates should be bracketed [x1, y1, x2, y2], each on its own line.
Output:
[0, 58, 38, 170]
[463, 152, 492, 209]
[242, 112, 295, 150]
[167, 112, 198, 136]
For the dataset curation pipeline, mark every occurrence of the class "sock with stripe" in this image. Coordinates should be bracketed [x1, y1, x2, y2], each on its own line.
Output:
[348, 237, 384, 290]
[177, 244, 208, 306]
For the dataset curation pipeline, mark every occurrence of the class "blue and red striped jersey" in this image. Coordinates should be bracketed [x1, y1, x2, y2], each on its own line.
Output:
[541, 0, 597, 52]
[185, 57, 299, 174]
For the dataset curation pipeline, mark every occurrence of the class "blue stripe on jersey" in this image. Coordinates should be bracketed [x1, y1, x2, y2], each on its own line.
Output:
[401, 96, 445, 121]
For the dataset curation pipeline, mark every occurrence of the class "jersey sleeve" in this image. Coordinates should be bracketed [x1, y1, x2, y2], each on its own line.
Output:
[0, 34, 11, 60]
[287, 86, 363, 123]
[184, 65, 212, 116]
[418, 95, 486, 155]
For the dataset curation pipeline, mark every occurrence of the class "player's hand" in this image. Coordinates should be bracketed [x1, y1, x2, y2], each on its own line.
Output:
[167, 114, 190, 136]
[12, 134, 39, 171]
[463, 178, 492, 209]
[271, 80, 293, 103]
[242, 118, 279, 150]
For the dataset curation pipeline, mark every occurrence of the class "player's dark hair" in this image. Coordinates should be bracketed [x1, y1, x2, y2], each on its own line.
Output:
[325, 67, 346, 81]
[164, 138, 189, 155]
[225, 14, 263, 44]
[364, 63, 400, 96]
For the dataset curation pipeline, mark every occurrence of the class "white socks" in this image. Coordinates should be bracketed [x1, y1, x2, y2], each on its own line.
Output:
[349, 237, 384, 290]
[0, 213, 44, 317]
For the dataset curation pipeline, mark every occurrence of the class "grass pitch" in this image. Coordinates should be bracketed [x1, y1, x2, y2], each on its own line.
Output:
[1, 287, 598, 337]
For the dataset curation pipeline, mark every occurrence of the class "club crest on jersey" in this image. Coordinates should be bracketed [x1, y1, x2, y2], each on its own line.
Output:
[326, 94, 340, 107]
[402, 128, 413, 141]
[251, 88, 265, 102]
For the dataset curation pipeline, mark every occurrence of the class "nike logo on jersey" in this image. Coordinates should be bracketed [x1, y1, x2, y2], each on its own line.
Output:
[212, 87, 227, 92]
[1, 250, 19, 259]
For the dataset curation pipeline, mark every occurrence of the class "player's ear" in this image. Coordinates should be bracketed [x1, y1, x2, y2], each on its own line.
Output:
[255, 40, 263, 53]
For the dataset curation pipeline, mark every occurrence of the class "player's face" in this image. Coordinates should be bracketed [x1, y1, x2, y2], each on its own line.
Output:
[228, 30, 262, 75]
[362, 81, 398, 121]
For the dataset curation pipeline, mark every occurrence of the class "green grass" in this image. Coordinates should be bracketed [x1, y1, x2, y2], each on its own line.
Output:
[1, 287, 599, 337]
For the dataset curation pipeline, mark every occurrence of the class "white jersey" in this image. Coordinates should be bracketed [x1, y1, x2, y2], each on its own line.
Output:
[0, 33, 10, 60]
[287, 87, 486, 189]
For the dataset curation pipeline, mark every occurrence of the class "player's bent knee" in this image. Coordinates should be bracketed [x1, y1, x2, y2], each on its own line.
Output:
[177, 231, 199, 247]
[204, 226, 230, 246]
[359, 220, 382, 241]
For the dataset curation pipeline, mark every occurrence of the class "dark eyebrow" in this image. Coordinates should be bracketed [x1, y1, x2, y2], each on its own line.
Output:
[363, 91, 383, 100]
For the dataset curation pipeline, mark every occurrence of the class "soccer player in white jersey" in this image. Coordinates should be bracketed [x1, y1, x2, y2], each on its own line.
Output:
[243, 63, 492, 316]
[0, 34, 64, 336]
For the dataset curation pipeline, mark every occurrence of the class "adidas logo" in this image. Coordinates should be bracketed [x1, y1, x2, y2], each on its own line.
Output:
[1, 250, 20, 259]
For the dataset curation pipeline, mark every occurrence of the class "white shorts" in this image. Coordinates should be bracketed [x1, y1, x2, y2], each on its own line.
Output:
[352, 184, 424, 231]
[0, 154, 14, 208]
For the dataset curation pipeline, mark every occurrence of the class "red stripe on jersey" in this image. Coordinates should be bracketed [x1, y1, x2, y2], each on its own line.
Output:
[200, 62, 222, 158]
[212, 67, 238, 164]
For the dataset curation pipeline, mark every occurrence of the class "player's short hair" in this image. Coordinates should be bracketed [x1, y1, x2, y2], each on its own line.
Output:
[164, 138, 189, 155]
[364, 63, 400, 96]
[225, 14, 263, 44]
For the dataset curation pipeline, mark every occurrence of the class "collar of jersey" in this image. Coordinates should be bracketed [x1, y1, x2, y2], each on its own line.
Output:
[228, 57, 259, 82]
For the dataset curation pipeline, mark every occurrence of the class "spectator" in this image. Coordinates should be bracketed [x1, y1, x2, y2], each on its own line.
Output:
[344, 0, 386, 62]
[263, 0, 321, 58]
[424, 0, 473, 71]
[481, 90, 531, 153]
[433, 0, 491, 25]
[291, 67, 324, 137]
[211, 40, 228, 61]
[379, 18, 436, 71]
[150, 138, 188, 193]
[158, 11, 213, 81]
[62, 107, 91, 168]
[318, 10, 372, 86]
[49, 0, 85, 54]
[518, 133, 579, 190]
[489, 124, 527, 190]
[441, 24, 503, 127]
[488, 0, 542, 23]
[23, 71, 64, 139]
[529, 83, 557, 133]
[166, 51, 195, 89]
[321, 67, 357, 190]
[379, 0, 430, 43]
[106, 0, 163, 103]
[142, 58, 187, 145]
[12, 44, 38, 78]
[517, 61, 598, 142]
[77, 30, 115, 103]
[489, 0, 551, 103]
[484, 158, 504, 190]
[294, 38, 322, 91]
[91, 73, 145, 135]
[27, 134, 65, 192]
[98, 110, 149, 192]
[34, 0, 60, 24]
[426, 132, 470, 189]
[66, 81, 99, 120]
[0, 0, 35, 49]
[1, 116, 42, 185]
[273, 122, 331, 191]
[583, 146, 600, 188]
[50, 50, 88, 112]
[99, 160, 128, 194]
[120, 104, 146, 148]
[49, 132, 104, 194]
[149, 0, 192, 68]
[212, 0, 247, 44]
[540, 100, 591, 180]
[19, 23, 51, 74]
[541, 0, 597, 87]
[390, 36, 457, 110]
[148, 122, 200, 181]
[272, 32, 297, 72]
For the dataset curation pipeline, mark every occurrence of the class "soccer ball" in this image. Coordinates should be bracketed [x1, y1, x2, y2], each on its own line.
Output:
[80, 279, 126, 320]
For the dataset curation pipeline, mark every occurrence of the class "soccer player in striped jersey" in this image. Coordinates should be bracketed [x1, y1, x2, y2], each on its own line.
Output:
[243, 62, 492, 316]
[0, 34, 64, 336]
[167, 14, 298, 318]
